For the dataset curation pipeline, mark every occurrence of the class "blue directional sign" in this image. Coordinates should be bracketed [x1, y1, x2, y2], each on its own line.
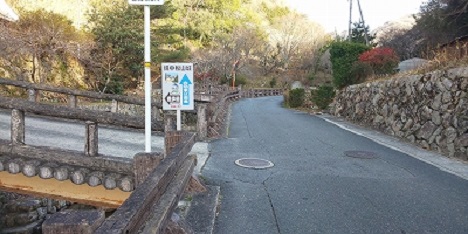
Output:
[161, 63, 194, 110]
[180, 74, 192, 106]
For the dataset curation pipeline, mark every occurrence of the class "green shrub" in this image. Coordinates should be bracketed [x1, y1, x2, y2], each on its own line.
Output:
[329, 41, 370, 88]
[98, 75, 124, 94]
[283, 89, 290, 107]
[269, 77, 277, 88]
[349, 61, 373, 84]
[235, 75, 248, 86]
[312, 85, 335, 110]
[289, 88, 305, 108]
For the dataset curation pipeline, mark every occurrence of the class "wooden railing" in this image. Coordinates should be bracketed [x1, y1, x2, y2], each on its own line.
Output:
[95, 131, 196, 233]
[0, 77, 162, 108]
[0, 97, 167, 196]
[38, 132, 197, 234]
[0, 96, 164, 158]
[242, 88, 284, 98]
[1, 99, 197, 232]
[206, 89, 241, 137]
[1, 88, 197, 234]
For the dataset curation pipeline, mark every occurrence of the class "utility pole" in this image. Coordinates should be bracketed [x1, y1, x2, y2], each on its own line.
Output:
[348, 0, 353, 41]
[356, 0, 369, 46]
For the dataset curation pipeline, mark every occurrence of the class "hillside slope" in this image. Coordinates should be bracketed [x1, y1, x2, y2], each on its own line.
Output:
[6, 0, 91, 28]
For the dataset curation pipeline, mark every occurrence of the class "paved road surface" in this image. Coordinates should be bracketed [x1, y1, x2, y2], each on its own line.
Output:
[203, 96, 468, 234]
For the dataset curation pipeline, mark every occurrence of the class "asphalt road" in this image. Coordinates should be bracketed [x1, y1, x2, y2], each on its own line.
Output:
[203, 96, 468, 234]
[0, 110, 164, 158]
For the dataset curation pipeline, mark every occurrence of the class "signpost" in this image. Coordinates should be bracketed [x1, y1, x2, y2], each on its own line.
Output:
[128, 0, 165, 153]
[161, 63, 194, 130]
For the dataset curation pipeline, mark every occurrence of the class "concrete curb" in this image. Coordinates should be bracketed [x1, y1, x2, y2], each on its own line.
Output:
[317, 114, 468, 181]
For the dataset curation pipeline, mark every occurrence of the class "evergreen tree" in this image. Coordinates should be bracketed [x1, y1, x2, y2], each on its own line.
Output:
[350, 21, 375, 45]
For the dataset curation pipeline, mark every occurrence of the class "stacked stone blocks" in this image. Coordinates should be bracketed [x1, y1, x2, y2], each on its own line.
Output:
[333, 67, 468, 160]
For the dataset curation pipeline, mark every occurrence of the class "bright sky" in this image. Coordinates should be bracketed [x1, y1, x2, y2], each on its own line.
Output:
[284, 0, 424, 33]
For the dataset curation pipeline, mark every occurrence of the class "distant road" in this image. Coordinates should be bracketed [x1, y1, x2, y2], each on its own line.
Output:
[203, 96, 468, 234]
[0, 109, 164, 158]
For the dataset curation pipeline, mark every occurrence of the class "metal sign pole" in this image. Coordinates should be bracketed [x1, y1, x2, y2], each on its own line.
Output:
[177, 109, 181, 131]
[144, 6, 152, 152]
[129, 0, 164, 152]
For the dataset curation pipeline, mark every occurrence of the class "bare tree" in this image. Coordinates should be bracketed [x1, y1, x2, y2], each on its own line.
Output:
[265, 12, 328, 80]
[193, 24, 266, 81]
[378, 26, 424, 60]
[0, 10, 84, 85]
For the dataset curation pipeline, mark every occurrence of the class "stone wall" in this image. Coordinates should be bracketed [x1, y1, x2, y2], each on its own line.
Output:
[332, 67, 468, 160]
[0, 192, 71, 233]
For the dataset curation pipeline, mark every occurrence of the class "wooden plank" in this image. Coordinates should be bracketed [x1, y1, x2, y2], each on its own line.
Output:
[95, 133, 196, 234]
[0, 96, 164, 131]
[139, 156, 196, 234]
[0, 171, 130, 208]
[42, 210, 105, 234]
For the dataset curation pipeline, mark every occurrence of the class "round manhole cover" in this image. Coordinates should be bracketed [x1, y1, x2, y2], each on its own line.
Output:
[235, 158, 274, 169]
[344, 151, 378, 159]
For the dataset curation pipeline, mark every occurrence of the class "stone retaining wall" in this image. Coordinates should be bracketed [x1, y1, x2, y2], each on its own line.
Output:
[0, 192, 71, 233]
[332, 67, 468, 160]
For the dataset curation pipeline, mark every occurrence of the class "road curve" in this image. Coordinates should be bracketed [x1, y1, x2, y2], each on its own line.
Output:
[203, 96, 468, 234]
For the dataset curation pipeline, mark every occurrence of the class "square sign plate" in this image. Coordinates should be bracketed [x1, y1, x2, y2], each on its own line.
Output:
[128, 0, 164, 5]
[162, 63, 194, 111]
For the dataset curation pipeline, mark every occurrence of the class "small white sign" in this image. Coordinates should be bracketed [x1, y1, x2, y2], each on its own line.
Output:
[162, 63, 194, 110]
[128, 0, 164, 6]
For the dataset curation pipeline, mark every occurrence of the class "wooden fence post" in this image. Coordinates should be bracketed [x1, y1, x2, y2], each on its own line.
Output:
[28, 89, 40, 102]
[165, 112, 176, 132]
[68, 95, 77, 108]
[152, 106, 162, 122]
[165, 131, 183, 156]
[133, 152, 164, 186]
[85, 121, 98, 157]
[111, 99, 118, 113]
[11, 109, 25, 144]
[197, 104, 207, 140]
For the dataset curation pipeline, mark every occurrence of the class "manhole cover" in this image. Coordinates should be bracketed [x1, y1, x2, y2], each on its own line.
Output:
[235, 158, 274, 169]
[344, 151, 378, 159]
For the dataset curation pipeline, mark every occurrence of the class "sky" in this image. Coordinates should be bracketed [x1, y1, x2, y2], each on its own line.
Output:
[284, 0, 424, 33]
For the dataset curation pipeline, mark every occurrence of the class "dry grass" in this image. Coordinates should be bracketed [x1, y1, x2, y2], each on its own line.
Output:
[361, 45, 468, 84]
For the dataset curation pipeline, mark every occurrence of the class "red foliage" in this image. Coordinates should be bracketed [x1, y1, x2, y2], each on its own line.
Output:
[358, 47, 399, 74]
[359, 47, 399, 65]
